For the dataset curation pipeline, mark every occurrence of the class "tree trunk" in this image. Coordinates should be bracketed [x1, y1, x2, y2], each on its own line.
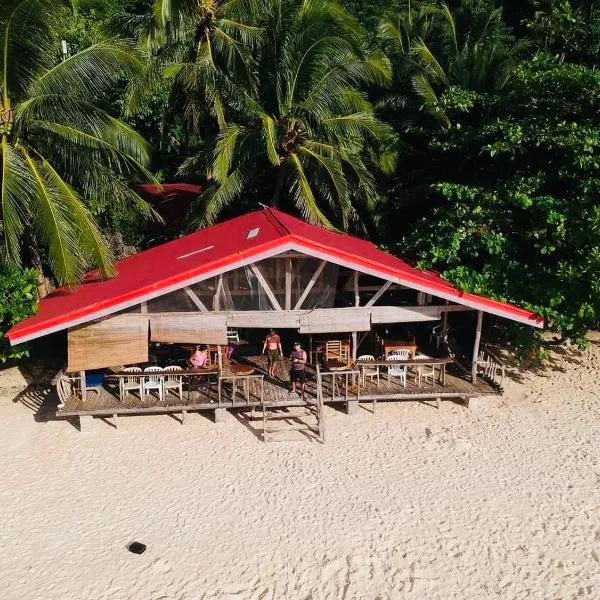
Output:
[272, 167, 284, 207]
[24, 232, 52, 299]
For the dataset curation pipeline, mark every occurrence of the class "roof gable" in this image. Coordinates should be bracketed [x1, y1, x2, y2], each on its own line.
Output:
[7, 208, 543, 344]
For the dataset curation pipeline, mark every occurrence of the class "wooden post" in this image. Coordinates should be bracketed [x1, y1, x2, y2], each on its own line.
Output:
[285, 258, 292, 310]
[80, 371, 87, 402]
[471, 311, 483, 383]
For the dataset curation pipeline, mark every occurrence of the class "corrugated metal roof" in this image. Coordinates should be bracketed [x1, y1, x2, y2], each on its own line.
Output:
[7, 207, 543, 344]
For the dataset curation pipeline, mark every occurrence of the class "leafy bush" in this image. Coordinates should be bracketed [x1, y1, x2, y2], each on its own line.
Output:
[0, 267, 38, 363]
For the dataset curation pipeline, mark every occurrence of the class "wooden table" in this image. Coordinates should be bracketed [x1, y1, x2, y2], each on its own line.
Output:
[219, 364, 263, 404]
[355, 358, 451, 387]
[381, 340, 417, 359]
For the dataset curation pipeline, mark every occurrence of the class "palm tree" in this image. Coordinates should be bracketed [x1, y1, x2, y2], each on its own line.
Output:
[195, 0, 392, 229]
[1, 0, 154, 286]
[123, 0, 264, 133]
[381, 0, 520, 125]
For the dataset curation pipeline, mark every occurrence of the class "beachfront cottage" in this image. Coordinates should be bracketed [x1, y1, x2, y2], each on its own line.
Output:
[6, 208, 543, 438]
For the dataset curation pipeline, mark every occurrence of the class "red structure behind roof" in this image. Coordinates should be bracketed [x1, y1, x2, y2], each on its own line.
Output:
[7, 208, 543, 344]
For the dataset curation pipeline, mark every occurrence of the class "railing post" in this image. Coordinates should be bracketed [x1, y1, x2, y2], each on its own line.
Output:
[471, 311, 483, 383]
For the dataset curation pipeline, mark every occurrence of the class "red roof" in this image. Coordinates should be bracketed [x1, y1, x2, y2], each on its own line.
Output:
[7, 208, 543, 344]
[134, 183, 202, 232]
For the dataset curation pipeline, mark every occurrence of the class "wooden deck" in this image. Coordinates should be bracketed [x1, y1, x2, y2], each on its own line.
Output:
[58, 356, 498, 418]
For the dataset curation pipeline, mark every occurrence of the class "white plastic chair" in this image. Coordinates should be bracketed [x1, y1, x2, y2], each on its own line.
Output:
[143, 366, 165, 402]
[391, 349, 411, 359]
[120, 366, 143, 401]
[227, 329, 240, 342]
[358, 354, 379, 387]
[163, 365, 183, 400]
[387, 354, 407, 387]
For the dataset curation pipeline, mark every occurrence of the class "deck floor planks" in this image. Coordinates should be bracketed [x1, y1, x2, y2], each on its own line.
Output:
[60, 357, 497, 417]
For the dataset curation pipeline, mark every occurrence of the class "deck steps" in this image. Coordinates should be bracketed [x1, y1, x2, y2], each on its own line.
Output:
[261, 396, 324, 442]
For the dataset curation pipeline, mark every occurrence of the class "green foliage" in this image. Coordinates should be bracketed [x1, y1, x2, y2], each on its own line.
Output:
[395, 54, 600, 345]
[0, 0, 156, 286]
[0, 265, 37, 363]
[194, 0, 393, 228]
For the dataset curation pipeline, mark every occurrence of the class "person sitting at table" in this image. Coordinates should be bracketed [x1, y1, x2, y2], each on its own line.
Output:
[262, 329, 283, 378]
[189, 345, 208, 369]
[288, 341, 307, 396]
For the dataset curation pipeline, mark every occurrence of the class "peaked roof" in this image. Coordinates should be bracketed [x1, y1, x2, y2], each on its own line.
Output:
[7, 208, 543, 344]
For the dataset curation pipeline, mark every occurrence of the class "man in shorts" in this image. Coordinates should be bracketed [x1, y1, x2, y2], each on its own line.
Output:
[262, 329, 283, 378]
[289, 341, 307, 396]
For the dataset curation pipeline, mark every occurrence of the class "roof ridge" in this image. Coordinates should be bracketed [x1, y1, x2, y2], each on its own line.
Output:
[262, 206, 291, 236]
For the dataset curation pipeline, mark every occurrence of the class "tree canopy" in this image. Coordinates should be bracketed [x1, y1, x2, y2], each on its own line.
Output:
[2, 0, 600, 355]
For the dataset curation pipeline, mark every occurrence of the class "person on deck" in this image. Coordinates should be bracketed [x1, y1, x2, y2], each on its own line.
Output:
[262, 329, 283, 378]
[289, 341, 307, 396]
[189, 345, 208, 369]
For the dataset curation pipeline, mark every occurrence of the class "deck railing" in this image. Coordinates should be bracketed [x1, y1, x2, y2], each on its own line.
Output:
[476, 349, 505, 387]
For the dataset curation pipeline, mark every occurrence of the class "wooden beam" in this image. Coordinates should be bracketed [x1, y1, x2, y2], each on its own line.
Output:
[214, 275, 223, 311]
[140, 302, 148, 314]
[80, 371, 87, 403]
[250, 264, 282, 310]
[365, 280, 393, 307]
[354, 271, 360, 307]
[184, 287, 208, 312]
[285, 258, 292, 310]
[293, 260, 327, 309]
[471, 311, 483, 383]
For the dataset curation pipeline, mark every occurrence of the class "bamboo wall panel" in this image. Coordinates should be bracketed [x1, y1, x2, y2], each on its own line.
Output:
[299, 307, 371, 333]
[149, 313, 227, 344]
[67, 315, 149, 371]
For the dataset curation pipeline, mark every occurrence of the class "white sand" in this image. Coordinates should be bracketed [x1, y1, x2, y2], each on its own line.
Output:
[1, 342, 599, 600]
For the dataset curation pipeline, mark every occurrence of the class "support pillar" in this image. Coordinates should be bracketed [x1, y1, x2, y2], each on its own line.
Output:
[346, 399, 359, 415]
[471, 311, 483, 383]
[79, 415, 93, 432]
[214, 408, 228, 423]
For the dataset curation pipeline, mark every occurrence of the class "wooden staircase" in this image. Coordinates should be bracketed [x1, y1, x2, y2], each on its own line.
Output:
[260, 371, 325, 442]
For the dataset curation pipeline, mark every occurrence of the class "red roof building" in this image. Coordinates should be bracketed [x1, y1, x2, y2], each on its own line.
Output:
[7, 207, 543, 346]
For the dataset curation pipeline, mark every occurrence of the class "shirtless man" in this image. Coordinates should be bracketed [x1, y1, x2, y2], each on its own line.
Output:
[262, 329, 283, 378]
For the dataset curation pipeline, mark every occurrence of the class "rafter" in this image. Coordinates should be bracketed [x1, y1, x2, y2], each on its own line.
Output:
[293, 260, 327, 309]
[365, 280, 393, 307]
[250, 264, 282, 310]
[184, 287, 208, 312]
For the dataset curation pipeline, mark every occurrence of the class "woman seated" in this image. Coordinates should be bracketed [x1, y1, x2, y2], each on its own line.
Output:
[189, 345, 209, 369]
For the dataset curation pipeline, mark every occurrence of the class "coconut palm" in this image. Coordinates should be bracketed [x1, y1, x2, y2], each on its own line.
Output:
[123, 0, 264, 133]
[194, 0, 392, 229]
[381, 0, 520, 124]
[1, 0, 154, 286]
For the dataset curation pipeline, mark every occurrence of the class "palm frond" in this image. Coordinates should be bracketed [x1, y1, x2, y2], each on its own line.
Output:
[196, 168, 246, 226]
[0, 138, 31, 264]
[213, 124, 241, 182]
[287, 152, 332, 227]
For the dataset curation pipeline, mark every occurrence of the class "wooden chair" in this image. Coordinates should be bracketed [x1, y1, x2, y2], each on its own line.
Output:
[358, 354, 379, 387]
[413, 354, 435, 387]
[163, 365, 183, 400]
[119, 367, 143, 401]
[143, 366, 165, 402]
[387, 355, 407, 387]
[325, 340, 346, 362]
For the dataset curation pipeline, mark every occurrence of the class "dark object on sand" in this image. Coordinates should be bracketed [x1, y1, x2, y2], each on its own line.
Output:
[128, 542, 146, 554]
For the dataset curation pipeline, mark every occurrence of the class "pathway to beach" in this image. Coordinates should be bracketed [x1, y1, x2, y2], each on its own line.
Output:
[0, 341, 599, 599]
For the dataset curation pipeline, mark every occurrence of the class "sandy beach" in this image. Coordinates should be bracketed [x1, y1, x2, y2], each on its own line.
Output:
[0, 342, 599, 600]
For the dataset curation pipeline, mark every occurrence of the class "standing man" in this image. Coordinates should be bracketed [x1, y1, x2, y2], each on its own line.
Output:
[262, 328, 283, 378]
[289, 341, 307, 396]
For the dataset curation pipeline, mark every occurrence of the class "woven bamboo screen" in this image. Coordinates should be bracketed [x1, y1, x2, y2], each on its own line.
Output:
[149, 313, 227, 344]
[299, 307, 371, 333]
[67, 315, 149, 371]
